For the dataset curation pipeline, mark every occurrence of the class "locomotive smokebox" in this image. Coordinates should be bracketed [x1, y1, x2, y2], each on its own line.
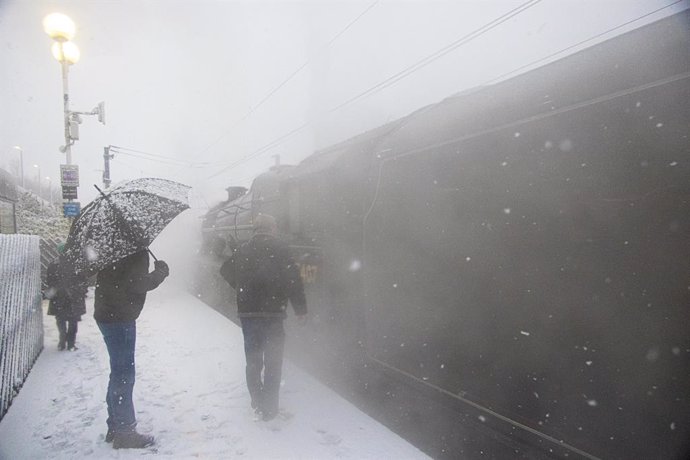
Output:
[225, 186, 247, 202]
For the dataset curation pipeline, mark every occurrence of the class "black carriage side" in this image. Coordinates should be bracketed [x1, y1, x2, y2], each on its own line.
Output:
[201, 10, 690, 459]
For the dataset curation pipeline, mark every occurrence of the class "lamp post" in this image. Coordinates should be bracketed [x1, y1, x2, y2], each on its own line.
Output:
[46, 176, 53, 205]
[12, 145, 24, 187]
[43, 13, 79, 165]
[33, 164, 41, 197]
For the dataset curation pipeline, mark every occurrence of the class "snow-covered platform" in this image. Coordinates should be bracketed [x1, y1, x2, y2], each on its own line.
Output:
[0, 285, 428, 459]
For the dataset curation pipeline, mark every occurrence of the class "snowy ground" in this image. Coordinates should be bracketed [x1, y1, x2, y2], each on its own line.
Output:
[0, 286, 428, 459]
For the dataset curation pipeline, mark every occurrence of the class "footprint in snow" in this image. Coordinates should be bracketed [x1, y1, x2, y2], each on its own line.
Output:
[317, 429, 342, 446]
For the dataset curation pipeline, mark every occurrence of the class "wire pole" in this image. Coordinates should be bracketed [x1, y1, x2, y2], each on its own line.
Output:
[103, 146, 114, 188]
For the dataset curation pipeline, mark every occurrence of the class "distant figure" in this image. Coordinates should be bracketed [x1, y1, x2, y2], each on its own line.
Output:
[220, 214, 307, 421]
[45, 243, 87, 351]
[94, 250, 169, 449]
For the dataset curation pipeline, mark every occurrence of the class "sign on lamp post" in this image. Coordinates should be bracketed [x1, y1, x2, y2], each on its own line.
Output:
[60, 164, 79, 202]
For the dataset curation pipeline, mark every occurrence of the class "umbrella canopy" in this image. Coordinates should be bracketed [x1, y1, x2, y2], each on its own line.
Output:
[62, 178, 191, 276]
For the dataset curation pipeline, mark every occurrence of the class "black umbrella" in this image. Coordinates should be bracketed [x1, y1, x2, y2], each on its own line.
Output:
[62, 177, 191, 276]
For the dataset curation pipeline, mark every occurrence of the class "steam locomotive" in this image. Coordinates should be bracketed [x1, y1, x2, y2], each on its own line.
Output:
[198, 11, 690, 459]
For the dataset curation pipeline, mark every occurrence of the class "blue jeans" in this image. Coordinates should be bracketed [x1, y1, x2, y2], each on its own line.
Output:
[240, 318, 285, 416]
[97, 321, 137, 432]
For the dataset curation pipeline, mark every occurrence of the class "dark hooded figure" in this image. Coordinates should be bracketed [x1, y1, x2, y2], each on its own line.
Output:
[45, 243, 87, 351]
[220, 214, 307, 421]
[94, 250, 169, 449]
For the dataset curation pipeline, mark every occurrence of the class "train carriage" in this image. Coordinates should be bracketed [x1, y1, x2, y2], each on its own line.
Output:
[200, 11, 690, 459]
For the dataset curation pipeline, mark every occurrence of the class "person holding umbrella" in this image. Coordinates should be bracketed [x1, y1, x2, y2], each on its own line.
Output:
[95, 250, 169, 448]
[61, 178, 190, 449]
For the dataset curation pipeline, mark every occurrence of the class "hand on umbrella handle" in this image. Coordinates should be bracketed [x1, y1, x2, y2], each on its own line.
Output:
[154, 260, 170, 277]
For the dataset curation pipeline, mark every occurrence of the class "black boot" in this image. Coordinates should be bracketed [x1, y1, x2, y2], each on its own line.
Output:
[112, 431, 155, 449]
[105, 428, 114, 443]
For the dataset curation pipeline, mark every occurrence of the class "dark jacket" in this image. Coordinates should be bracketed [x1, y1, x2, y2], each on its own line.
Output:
[46, 260, 87, 319]
[220, 234, 307, 319]
[94, 251, 168, 323]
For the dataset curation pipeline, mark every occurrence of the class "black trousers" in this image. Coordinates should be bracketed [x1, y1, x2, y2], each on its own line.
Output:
[56, 316, 79, 348]
[240, 317, 285, 416]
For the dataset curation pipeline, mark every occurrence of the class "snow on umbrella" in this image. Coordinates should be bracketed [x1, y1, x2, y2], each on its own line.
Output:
[62, 178, 191, 276]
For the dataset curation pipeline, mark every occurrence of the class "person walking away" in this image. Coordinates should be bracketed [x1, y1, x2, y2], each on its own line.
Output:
[94, 250, 169, 449]
[220, 214, 307, 421]
[45, 243, 87, 351]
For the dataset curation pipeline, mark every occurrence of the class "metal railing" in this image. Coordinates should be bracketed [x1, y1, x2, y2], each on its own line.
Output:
[39, 236, 61, 290]
[0, 234, 43, 421]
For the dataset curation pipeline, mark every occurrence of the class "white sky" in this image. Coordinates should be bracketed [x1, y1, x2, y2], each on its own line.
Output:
[1, 0, 687, 206]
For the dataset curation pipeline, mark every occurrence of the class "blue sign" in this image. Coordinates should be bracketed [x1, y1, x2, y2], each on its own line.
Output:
[63, 202, 81, 217]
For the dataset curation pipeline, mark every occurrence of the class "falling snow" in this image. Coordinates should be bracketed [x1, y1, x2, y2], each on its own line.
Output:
[559, 139, 573, 151]
[646, 348, 660, 362]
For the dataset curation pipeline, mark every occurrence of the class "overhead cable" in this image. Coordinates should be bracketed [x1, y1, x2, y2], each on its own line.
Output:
[204, 1, 684, 179]
[111, 149, 192, 167]
[206, 123, 309, 179]
[483, 0, 686, 85]
[110, 145, 209, 167]
[194, 0, 380, 162]
[328, 0, 542, 113]
[204, 0, 541, 178]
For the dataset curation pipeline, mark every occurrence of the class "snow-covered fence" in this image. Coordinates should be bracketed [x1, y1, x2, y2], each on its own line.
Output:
[0, 234, 43, 421]
[39, 236, 61, 289]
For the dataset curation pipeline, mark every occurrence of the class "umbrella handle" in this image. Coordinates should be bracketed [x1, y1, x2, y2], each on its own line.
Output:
[94, 184, 107, 197]
[148, 248, 158, 262]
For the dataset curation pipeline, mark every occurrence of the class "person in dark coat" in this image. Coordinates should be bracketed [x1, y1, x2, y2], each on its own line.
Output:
[220, 214, 307, 421]
[94, 250, 169, 449]
[45, 244, 87, 351]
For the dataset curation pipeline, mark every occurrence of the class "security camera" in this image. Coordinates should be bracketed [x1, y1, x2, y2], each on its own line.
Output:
[97, 101, 105, 125]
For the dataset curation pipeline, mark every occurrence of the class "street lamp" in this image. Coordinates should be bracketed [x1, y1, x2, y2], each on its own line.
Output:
[13, 145, 24, 187]
[42, 12, 75, 42]
[46, 176, 53, 205]
[33, 164, 41, 197]
[43, 12, 78, 165]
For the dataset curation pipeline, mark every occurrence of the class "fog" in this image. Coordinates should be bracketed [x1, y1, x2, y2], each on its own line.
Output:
[3, 1, 690, 459]
[1, 0, 681, 206]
